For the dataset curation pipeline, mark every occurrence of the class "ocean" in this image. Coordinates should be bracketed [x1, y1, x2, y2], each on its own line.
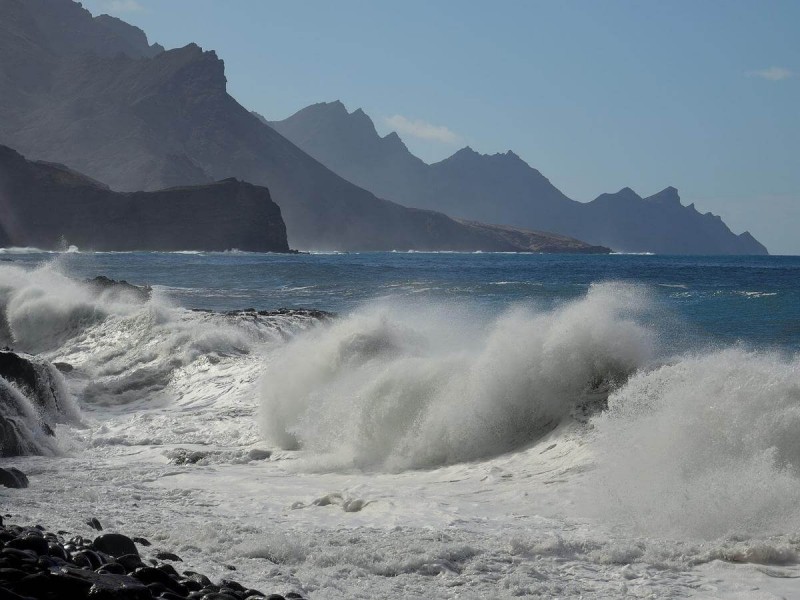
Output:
[2, 250, 800, 598]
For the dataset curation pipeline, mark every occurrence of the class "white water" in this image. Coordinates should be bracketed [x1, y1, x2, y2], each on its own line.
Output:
[260, 284, 654, 471]
[2, 263, 800, 598]
[586, 348, 800, 540]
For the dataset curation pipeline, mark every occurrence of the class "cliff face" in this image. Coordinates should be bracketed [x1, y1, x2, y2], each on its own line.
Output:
[0, 145, 290, 252]
[271, 102, 768, 255]
[0, 0, 609, 253]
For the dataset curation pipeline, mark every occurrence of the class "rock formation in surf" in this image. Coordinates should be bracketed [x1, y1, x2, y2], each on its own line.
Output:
[269, 101, 768, 255]
[0, 350, 75, 456]
[0, 0, 608, 254]
[0, 145, 290, 252]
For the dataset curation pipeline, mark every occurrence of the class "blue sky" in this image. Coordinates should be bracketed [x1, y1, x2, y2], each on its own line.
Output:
[83, 0, 800, 254]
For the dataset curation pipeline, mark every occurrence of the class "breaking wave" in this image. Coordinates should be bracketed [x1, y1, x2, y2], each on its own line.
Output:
[583, 347, 800, 539]
[0, 262, 323, 408]
[259, 283, 657, 471]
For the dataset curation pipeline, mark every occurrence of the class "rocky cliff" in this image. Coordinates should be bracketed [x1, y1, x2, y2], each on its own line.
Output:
[0, 145, 290, 252]
[0, 0, 607, 253]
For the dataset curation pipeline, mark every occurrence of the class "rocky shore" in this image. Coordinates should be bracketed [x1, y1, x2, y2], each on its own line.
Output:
[0, 517, 306, 600]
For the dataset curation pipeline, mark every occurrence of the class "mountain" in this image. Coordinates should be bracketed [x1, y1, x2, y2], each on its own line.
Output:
[270, 101, 768, 255]
[0, 0, 606, 254]
[0, 144, 289, 252]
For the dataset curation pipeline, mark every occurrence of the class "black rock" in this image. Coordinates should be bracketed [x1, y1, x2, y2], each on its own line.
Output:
[96, 562, 126, 575]
[93, 534, 138, 558]
[47, 542, 69, 561]
[132, 537, 151, 547]
[181, 578, 203, 592]
[156, 564, 179, 578]
[0, 567, 29, 582]
[0, 468, 27, 489]
[116, 554, 146, 574]
[9, 470, 28, 488]
[1, 548, 37, 564]
[131, 567, 187, 596]
[87, 518, 103, 531]
[154, 551, 182, 562]
[53, 362, 74, 373]
[1, 350, 74, 458]
[4, 535, 48, 555]
[247, 449, 271, 461]
[0, 585, 35, 599]
[145, 581, 167, 596]
[73, 549, 105, 570]
[85, 276, 152, 302]
[220, 579, 245, 593]
[87, 572, 153, 600]
[6, 572, 54, 597]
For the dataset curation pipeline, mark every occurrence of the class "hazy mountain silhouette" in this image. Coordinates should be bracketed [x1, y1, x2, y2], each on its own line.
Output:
[0, 144, 289, 252]
[0, 0, 607, 253]
[270, 101, 768, 254]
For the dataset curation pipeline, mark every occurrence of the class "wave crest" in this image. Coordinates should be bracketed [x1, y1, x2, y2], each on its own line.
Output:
[584, 347, 800, 539]
[259, 283, 655, 471]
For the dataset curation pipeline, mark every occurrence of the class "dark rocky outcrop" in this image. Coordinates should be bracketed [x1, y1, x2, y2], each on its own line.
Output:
[0, 518, 305, 599]
[0, 350, 75, 457]
[270, 101, 768, 255]
[0, 0, 607, 254]
[0, 467, 28, 488]
[0, 145, 290, 252]
[85, 277, 152, 302]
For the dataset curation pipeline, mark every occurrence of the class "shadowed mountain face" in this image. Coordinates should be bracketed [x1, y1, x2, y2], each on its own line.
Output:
[270, 102, 768, 255]
[0, 0, 606, 253]
[0, 145, 289, 252]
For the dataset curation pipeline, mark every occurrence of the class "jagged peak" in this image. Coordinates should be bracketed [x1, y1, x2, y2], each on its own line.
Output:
[381, 130, 408, 149]
[318, 99, 348, 113]
[645, 186, 682, 207]
[349, 107, 375, 126]
[451, 146, 478, 157]
[614, 187, 642, 200]
[591, 187, 643, 203]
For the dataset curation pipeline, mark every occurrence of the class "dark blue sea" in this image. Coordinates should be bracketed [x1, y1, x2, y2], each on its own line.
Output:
[4, 250, 797, 351]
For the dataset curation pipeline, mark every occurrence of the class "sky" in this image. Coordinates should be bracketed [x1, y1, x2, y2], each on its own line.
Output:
[82, 0, 800, 254]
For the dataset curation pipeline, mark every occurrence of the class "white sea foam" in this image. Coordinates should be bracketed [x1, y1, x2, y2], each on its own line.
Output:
[5, 261, 800, 598]
[583, 347, 800, 539]
[259, 283, 655, 471]
[0, 262, 322, 409]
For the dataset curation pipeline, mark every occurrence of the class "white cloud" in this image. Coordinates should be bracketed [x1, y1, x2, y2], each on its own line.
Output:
[747, 66, 793, 81]
[99, 0, 144, 12]
[384, 115, 461, 144]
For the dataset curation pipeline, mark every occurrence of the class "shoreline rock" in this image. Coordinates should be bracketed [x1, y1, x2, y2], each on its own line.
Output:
[0, 351, 76, 457]
[85, 276, 153, 302]
[0, 518, 306, 599]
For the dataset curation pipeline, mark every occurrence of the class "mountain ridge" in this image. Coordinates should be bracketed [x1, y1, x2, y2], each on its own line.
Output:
[0, 0, 608, 253]
[269, 101, 767, 255]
